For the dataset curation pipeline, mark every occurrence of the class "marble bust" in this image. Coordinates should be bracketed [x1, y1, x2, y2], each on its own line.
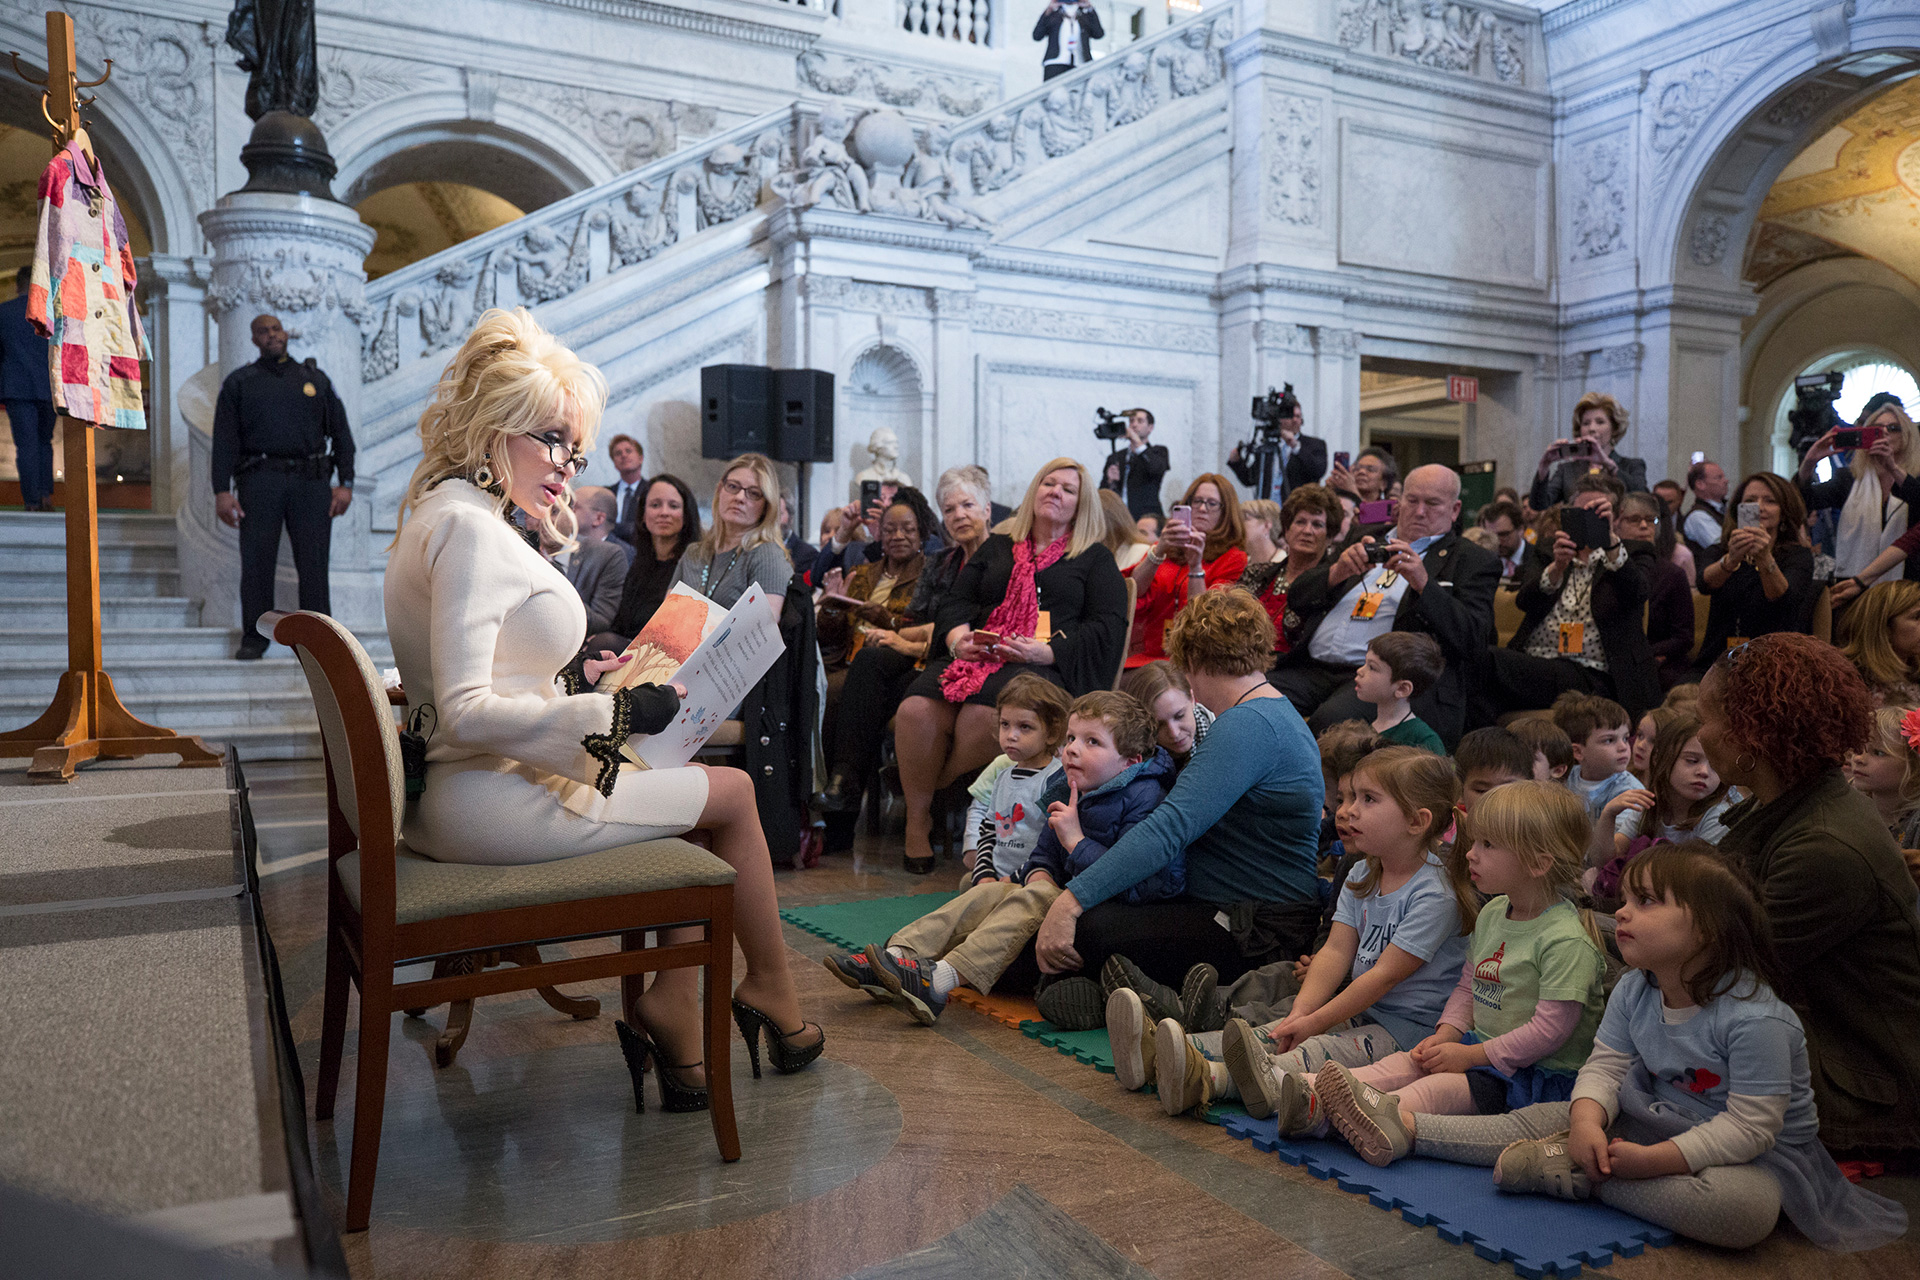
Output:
[850, 426, 912, 500]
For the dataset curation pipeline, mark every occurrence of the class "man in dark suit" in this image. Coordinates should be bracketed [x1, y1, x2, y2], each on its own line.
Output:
[1034, 0, 1103, 79]
[1273, 464, 1499, 747]
[606, 433, 646, 549]
[1099, 407, 1169, 520]
[1227, 404, 1326, 502]
[0, 265, 54, 511]
[550, 487, 629, 639]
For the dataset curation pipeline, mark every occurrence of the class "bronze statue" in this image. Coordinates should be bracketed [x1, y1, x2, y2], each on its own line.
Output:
[225, 0, 318, 120]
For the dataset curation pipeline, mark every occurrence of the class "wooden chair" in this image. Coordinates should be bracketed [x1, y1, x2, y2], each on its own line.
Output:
[1113, 577, 1138, 689]
[275, 611, 741, 1232]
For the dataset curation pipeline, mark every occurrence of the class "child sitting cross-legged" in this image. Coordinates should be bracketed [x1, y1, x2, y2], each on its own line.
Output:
[1130, 746, 1470, 1117]
[828, 690, 1177, 1025]
[1510, 716, 1574, 784]
[1454, 726, 1534, 814]
[1553, 692, 1639, 820]
[958, 674, 1071, 887]
[1352, 632, 1446, 755]
[1323, 843, 1907, 1252]
[1585, 712, 1736, 906]
[1290, 781, 1606, 1157]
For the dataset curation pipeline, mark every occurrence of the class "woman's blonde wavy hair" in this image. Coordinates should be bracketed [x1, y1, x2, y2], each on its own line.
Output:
[696, 452, 787, 561]
[1847, 399, 1920, 482]
[1841, 579, 1920, 690]
[393, 308, 608, 550]
[995, 457, 1107, 558]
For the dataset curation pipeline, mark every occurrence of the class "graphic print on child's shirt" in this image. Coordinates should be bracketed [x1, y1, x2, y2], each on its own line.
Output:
[1473, 943, 1505, 1011]
[991, 803, 1027, 843]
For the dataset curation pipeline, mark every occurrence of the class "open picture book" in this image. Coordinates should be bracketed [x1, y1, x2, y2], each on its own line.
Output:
[599, 582, 786, 770]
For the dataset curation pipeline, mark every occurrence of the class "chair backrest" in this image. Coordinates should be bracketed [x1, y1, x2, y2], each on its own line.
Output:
[275, 611, 406, 917]
[1113, 576, 1138, 690]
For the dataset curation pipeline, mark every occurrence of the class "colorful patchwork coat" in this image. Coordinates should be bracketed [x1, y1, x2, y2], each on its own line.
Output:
[27, 141, 147, 429]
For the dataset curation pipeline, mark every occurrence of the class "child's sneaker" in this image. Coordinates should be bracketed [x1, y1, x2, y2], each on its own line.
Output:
[1036, 975, 1106, 1030]
[822, 950, 894, 1003]
[1275, 1071, 1320, 1137]
[1107, 988, 1156, 1091]
[1100, 954, 1181, 1023]
[863, 943, 946, 1025]
[1494, 1133, 1592, 1201]
[1221, 1018, 1283, 1120]
[1316, 1061, 1411, 1167]
[1154, 1018, 1212, 1117]
[1179, 963, 1222, 1032]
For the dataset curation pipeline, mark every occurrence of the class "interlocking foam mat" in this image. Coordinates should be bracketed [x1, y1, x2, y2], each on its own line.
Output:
[780, 892, 960, 952]
[1210, 1108, 1674, 1279]
[950, 988, 1041, 1029]
[1019, 1021, 1115, 1073]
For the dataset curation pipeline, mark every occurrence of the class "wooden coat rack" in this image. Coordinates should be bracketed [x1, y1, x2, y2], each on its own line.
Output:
[0, 11, 219, 780]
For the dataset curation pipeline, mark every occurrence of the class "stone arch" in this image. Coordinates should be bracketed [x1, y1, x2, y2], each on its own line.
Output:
[330, 94, 617, 211]
[842, 342, 929, 500]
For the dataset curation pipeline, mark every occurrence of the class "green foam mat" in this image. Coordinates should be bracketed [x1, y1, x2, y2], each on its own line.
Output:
[780, 893, 960, 951]
[1021, 1021, 1116, 1073]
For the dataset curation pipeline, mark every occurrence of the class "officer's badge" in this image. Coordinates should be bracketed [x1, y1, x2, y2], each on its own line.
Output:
[302, 382, 317, 397]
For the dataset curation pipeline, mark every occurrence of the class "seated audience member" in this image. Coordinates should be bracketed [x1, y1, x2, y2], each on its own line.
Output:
[846, 692, 1175, 1024]
[1845, 705, 1920, 849]
[1462, 527, 1498, 555]
[1839, 579, 1920, 707]
[1397, 843, 1907, 1252]
[815, 490, 931, 673]
[1136, 748, 1471, 1118]
[1121, 661, 1213, 772]
[1617, 492, 1696, 690]
[571, 485, 631, 565]
[898, 458, 1128, 873]
[1137, 512, 1162, 540]
[1454, 726, 1534, 811]
[1478, 498, 1531, 582]
[1651, 477, 1685, 516]
[1354, 632, 1446, 754]
[777, 491, 813, 570]
[1493, 485, 1523, 508]
[674, 453, 793, 611]
[1276, 465, 1500, 747]
[546, 489, 628, 638]
[959, 675, 1070, 886]
[1327, 447, 1397, 506]
[1511, 716, 1573, 782]
[1678, 459, 1727, 562]
[817, 468, 995, 819]
[1796, 396, 1920, 588]
[1487, 476, 1658, 721]
[1239, 486, 1343, 658]
[1129, 473, 1247, 667]
[1662, 681, 1700, 712]
[1693, 472, 1816, 672]
[1331, 489, 1358, 541]
[1304, 783, 1606, 1156]
[1032, 589, 1325, 994]
[1100, 488, 1154, 572]
[1552, 693, 1637, 820]
[1700, 633, 1920, 1154]
[812, 480, 945, 587]
[1585, 712, 1734, 905]
[1529, 392, 1647, 510]
[1628, 705, 1680, 782]
[587, 473, 699, 653]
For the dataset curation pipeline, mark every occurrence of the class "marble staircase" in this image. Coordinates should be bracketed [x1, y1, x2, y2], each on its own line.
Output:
[0, 509, 390, 762]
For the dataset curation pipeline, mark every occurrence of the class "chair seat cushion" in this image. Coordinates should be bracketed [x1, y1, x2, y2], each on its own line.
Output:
[337, 838, 735, 925]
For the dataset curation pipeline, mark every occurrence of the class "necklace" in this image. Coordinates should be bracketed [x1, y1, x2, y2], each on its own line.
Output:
[1230, 679, 1272, 709]
[702, 546, 740, 594]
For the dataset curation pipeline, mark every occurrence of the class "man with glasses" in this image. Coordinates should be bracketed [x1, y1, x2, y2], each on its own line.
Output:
[1481, 472, 1660, 721]
[1274, 464, 1499, 747]
[211, 313, 356, 659]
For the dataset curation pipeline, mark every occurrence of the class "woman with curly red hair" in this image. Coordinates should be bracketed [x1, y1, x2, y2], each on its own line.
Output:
[1699, 632, 1920, 1155]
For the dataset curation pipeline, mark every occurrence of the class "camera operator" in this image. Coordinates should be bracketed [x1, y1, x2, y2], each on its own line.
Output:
[1034, 0, 1103, 80]
[1227, 397, 1325, 502]
[1528, 392, 1646, 510]
[1797, 394, 1920, 589]
[1099, 407, 1169, 521]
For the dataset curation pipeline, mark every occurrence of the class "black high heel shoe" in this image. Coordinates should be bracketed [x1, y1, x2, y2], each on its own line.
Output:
[614, 1019, 710, 1113]
[730, 999, 825, 1078]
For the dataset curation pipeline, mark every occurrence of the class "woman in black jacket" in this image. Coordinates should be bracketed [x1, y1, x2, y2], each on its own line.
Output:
[894, 458, 1128, 872]
[1529, 391, 1648, 510]
[1693, 472, 1816, 672]
[586, 473, 700, 653]
[1620, 492, 1697, 689]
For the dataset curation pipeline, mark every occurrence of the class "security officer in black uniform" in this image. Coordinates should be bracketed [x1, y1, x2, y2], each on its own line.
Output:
[212, 314, 355, 659]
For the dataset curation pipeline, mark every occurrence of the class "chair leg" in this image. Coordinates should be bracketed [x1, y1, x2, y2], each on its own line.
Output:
[434, 999, 476, 1069]
[315, 925, 351, 1121]
[344, 975, 395, 1232]
[705, 893, 741, 1163]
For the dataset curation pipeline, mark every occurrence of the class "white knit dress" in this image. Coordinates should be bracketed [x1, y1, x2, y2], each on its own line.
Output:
[384, 480, 710, 865]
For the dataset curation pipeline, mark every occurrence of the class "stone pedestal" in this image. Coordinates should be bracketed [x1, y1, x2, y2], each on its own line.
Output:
[189, 193, 380, 634]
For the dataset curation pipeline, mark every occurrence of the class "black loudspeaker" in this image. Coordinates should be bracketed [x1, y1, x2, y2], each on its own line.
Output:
[700, 364, 770, 458]
[772, 368, 835, 463]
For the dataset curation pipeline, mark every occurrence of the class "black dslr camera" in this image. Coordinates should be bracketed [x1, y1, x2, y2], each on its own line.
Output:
[1094, 407, 1129, 442]
[1788, 371, 1845, 458]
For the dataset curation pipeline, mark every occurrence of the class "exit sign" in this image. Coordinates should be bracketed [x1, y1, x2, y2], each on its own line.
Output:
[1447, 375, 1479, 403]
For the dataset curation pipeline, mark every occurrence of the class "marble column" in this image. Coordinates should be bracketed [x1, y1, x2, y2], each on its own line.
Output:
[192, 192, 380, 632]
[135, 253, 214, 518]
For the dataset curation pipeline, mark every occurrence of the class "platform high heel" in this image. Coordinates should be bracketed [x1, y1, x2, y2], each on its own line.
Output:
[614, 1018, 710, 1113]
[730, 999, 825, 1078]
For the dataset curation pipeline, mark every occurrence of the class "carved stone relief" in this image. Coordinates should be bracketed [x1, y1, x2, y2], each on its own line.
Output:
[499, 78, 717, 170]
[1689, 213, 1730, 266]
[1265, 94, 1322, 229]
[1602, 342, 1645, 372]
[774, 106, 991, 230]
[315, 48, 433, 133]
[796, 50, 997, 118]
[1157, 22, 1224, 97]
[1336, 0, 1528, 87]
[1641, 30, 1778, 213]
[803, 276, 935, 316]
[1253, 321, 1317, 353]
[1570, 138, 1627, 260]
[86, 13, 217, 208]
[1316, 328, 1362, 359]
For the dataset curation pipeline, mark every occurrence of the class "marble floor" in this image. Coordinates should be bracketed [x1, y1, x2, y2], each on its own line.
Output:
[245, 760, 1920, 1279]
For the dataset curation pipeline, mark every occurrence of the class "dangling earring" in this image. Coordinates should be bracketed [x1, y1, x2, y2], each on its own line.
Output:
[473, 451, 502, 497]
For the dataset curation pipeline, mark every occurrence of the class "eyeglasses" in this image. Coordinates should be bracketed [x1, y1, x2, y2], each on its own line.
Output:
[1618, 513, 1657, 526]
[537, 435, 588, 476]
[722, 479, 766, 504]
[1188, 497, 1222, 511]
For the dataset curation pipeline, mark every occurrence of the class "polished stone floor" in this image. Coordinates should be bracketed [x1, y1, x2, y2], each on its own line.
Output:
[246, 760, 1920, 1279]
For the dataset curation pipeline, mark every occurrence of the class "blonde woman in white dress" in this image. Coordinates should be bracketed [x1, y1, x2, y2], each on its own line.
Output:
[384, 308, 822, 1111]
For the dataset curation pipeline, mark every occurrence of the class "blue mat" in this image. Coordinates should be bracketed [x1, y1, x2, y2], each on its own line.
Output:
[1213, 1109, 1674, 1279]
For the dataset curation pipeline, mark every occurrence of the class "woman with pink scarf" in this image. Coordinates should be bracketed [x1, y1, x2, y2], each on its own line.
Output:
[894, 458, 1129, 873]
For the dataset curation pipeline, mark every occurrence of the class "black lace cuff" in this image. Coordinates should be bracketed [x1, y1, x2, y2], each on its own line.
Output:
[581, 683, 682, 797]
[557, 649, 590, 695]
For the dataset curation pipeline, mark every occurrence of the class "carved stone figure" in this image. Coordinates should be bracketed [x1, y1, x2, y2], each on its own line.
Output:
[419, 258, 479, 352]
[954, 113, 1023, 195]
[1102, 52, 1159, 129]
[904, 128, 993, 231]
[850, 427, 912, 501]
[1158, 23, 1223, 97]
[696, 144, 760, 228]
[774, 106, 872, 213]
[1033, 86, 1091, 158]
[506, 223, 587, 303]
[224, 0, 318, 119]
[609, 179, 677, 267]
[1339, 0, 1523, 84]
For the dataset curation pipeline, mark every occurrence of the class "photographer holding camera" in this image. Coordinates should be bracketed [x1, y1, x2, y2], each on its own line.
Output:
[1098, 407, 1170, 521]
[1227, 385, 1326, 502]
[1528, 392, 1646, 510]
[1797, 394, 1920, 590]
